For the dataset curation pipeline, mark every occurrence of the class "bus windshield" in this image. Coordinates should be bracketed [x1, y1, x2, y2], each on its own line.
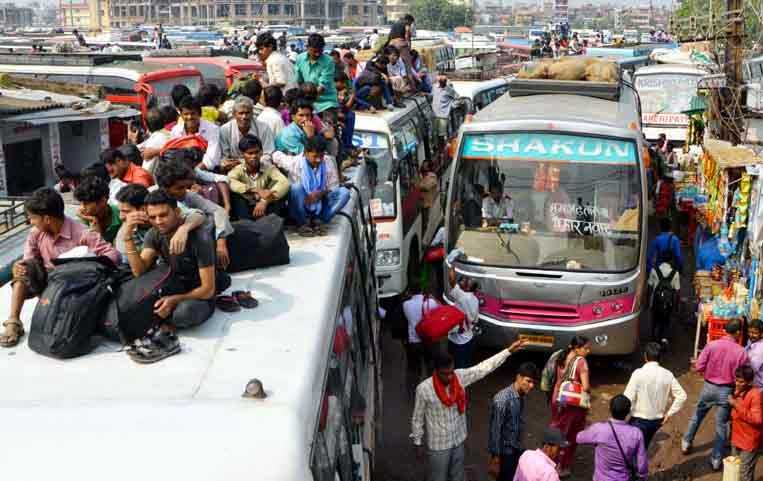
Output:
[354, 130, 395, 218]
[450, 132, 642, 273]
[635, 73, 702, 126]
[149, 76, 202, 107]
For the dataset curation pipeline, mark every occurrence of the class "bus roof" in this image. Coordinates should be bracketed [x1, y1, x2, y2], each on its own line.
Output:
[0, 62, 201, 82]
[142, 56, 260, 69]
[470, 90, 640, 131]
[451, 78, 509, 100]
[0, 190, 366, 480]
[354, 97, 431, 135]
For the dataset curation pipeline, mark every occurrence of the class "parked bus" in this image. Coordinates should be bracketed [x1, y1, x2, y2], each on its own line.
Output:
[0, 163, 381, 481]
[451, 78, 510, 112]
[0, 55, 202, 116]
[445, 77, 646, 355]
[353, 97, 446, 300]
[633, 63, 707, 141]
[143, 55, 261, 89]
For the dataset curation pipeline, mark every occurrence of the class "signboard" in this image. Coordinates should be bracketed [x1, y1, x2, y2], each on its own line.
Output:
[99, 118, 110, 150]
[461, 133, 637, 165]
[698, 74, 726, 89]
[641, 112, 689, 126]
[352, 131, 389, 150]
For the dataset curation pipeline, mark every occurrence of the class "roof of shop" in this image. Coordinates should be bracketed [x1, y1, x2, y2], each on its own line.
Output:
[2, 106, 139, 125]
[0, 95, 65, 115]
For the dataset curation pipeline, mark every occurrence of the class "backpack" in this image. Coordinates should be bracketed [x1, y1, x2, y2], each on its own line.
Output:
[226, 215, 290, 273]
[540, 349, 564, 392]
[28, 257, 117, 359]
[652, 266, 677, 317]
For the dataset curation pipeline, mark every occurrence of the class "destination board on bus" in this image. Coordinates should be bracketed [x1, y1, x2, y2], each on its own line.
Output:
[635, 73, 702, 126]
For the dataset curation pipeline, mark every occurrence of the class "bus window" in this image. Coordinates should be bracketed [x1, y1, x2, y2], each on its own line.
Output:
[149, 76, 202, 107]
[89, 75, 136, 94]
[353, 131, 394, 217]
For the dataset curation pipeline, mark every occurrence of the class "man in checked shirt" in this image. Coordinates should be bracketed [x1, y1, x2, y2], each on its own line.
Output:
[411, 339, 528, 481]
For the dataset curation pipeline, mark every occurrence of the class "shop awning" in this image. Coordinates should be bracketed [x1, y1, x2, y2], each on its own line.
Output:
[682, 95, 707, 115]
[705, 138, 763, 167]
[2, 107, 140, 125]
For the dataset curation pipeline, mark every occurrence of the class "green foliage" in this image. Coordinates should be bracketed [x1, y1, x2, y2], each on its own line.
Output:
[411, 0, 474, 31]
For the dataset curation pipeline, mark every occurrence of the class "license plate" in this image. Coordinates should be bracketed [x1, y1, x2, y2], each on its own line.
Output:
[518, 334, 555, 347]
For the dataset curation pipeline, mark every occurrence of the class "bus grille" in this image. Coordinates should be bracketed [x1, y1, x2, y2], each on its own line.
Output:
[498, 300, 580, 322]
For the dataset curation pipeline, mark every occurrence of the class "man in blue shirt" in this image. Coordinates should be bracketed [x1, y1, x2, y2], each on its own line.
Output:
[294, 33, 338, 115]
[647, 217, 683, 274]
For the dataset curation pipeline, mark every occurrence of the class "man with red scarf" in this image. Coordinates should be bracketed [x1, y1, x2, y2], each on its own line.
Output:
[411, 339, 528, 481]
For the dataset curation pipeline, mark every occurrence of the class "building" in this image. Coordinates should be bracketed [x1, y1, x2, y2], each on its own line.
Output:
[553, 0, 567, 23]
[0, 3, 34, 27]
[109, 0, 367, 29]
[59, 0, 91, 28]
[385, 0, 406, 22]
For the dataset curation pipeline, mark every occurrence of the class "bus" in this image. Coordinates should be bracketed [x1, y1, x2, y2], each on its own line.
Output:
[444, 77, 646, 355]
[0, 163, 381, 481]
[451, 78, 510, 112]
[633, 63, 707, 141]
[143, 55, 262, 89]
[353, 97, 446, 300]
[0, 55, 202, 117]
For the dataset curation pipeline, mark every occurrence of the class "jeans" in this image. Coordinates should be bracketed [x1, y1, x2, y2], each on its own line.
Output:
[341, 109, 355, 150]
[171, 298, 215, 329]
[498, 449, 522, 481]
[733, 446, 760, 481]
[429, 443, 465, 481]
[630, 417, 663, 448]
[684, 381, 733, 460]
[288, 184, 350, 226]
[448, 339, 474, 369]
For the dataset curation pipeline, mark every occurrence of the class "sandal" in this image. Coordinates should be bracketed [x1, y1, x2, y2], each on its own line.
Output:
[0, 320, 24, 348]
[127, 330, 181, 364]
[232, 290, 259, 309]
[216, 295, 241, 313]
[298, 225, 315, 237]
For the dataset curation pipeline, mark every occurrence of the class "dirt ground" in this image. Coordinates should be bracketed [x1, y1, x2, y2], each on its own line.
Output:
[375, 250, 751, 481]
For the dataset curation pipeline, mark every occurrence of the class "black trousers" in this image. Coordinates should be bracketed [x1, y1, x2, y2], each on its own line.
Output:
[230, 192, 285, 221]
[498, 450, 522, 481]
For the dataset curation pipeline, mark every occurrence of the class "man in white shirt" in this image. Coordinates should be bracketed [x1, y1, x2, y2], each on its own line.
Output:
[482, 183, 514, 225]
[137, 107, 171, 174]
[411, 340, 527, 481]
[220, 95, 276, 168]
[403, 284, 441, 394]
[624, 342, 687, 448]
[256, 32, 296, 91]
[447, 260, 478, 369]
[258, 85, 286, 139]
[170, 97, 222, 171]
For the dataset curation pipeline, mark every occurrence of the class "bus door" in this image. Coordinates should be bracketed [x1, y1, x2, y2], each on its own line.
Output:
[393, 123, 421, 241]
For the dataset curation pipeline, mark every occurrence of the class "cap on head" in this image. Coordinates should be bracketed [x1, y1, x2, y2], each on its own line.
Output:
[542, 427, 569, 448]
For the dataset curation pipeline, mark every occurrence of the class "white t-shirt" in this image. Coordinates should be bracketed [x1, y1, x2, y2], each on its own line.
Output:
[448, 284, 478, 345]
[403, 294, 440, 343]
[257, 106, 286, 138]
[139, 129, 171, 174]
[266, 51, 297, 91]
[648, 262, 681, 291]
[482, 196, 514, 220]
[108, 178, 127, 205]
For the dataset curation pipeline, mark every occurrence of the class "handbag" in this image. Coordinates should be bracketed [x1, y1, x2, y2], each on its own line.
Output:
[424, 246, 445, 263]
[556, 356, 591, 409]
[415, 297, 465, 344]
[608, 421, 641, 481]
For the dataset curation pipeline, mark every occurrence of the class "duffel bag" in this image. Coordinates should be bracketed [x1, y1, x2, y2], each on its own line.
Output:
[415, 300, 465, 344]
[227, 215, 290, 272]
[28, 256, 117, 359]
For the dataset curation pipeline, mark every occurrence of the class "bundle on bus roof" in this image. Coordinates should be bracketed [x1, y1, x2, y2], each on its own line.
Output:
[517, 57, 619, 83]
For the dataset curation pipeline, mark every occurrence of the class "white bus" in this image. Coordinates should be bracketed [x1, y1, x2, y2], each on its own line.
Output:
[0, 165, 381, 481]
[353, 97, 444, 300]
[634, 63, 707, 142]
[445, 77, 647, 355]
[451, 78, 510, 113]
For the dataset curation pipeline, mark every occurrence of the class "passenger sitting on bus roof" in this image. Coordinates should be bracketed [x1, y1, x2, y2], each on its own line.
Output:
[170, 84, 192, 124]
[103, 146, 154, 188]
[410, 50, 431, 93]
[115, 183, 207, 259]
[228, 135, 290, 221]
[53, 164, 80, 194]
[256, 32, 297, 92]
[220, 96, 276, 172]
[294, 33, 340, 116]
[74, 176, 123, 245]
[197, 83, 228, 126]
[355, 55, 398, 110]
[273, 136, 349, 237]
[119, 143, 143, 166]
[276, 98, 323, 155]
[0, 188, 119, 348]
[482, 183, 514, 226]
[137, 107, 172, 175]
[171, 97, 223, 172]
[280, 87, 322, 129]
[122, 190, 222, 364]
[334, 71, 357, 152]
[385, 46, 414, 95]
[154, 158, 234, 271]
[258, 86, 287, 138]
[343, 52, 361, 82]
[330, 50, 349, 80]
[86, 157, 125, 205]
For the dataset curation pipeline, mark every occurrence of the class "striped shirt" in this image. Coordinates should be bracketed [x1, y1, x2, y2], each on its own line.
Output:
[488, 384, 525, 455]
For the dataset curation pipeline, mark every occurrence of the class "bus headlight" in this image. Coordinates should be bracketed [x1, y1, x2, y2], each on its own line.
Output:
[376, 249, 401, 267]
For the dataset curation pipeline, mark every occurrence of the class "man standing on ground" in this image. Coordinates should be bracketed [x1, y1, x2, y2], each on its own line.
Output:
[682, 319, 749, 471]
[577, 394, 648, 481]
[488, 362, 539, 481]
[624, 342, 687, 448]
[513, 427, 567, 481]
[402, 284, 441, 395]
[745, 319, 763, 389]
[729, 365, 763, 481]
[411, 340, 528, 481]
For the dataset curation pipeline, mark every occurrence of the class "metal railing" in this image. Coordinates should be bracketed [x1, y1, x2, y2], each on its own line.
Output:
[0, 195, 30, 240]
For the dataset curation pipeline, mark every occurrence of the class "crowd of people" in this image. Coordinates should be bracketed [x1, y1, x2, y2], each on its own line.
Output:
[1, 18, 438, 363]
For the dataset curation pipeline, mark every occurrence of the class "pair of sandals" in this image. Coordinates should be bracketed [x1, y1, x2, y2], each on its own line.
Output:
[0, 320, 24, 348]
[216, 290, 259, 313]
[126, 327, 181, 364]
[298, 222, 328, 238]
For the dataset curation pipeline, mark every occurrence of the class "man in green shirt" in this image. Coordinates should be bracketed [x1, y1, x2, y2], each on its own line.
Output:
[74, 176, 122, 245]
[227, 134, 290, 221]
[294, 33, 339, 115]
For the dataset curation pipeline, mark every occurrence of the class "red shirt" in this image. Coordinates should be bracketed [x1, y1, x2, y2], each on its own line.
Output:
[731, 387, 763, 451]
[122, 162, 154, 188]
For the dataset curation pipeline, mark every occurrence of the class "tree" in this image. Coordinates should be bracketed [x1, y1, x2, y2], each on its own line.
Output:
[411, 0, 474, 31]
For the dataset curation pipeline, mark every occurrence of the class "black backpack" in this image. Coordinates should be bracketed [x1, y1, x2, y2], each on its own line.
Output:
[652, 267, 677, 317]
[28, 257, 117, 359]
[227, 215, 290, 273]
